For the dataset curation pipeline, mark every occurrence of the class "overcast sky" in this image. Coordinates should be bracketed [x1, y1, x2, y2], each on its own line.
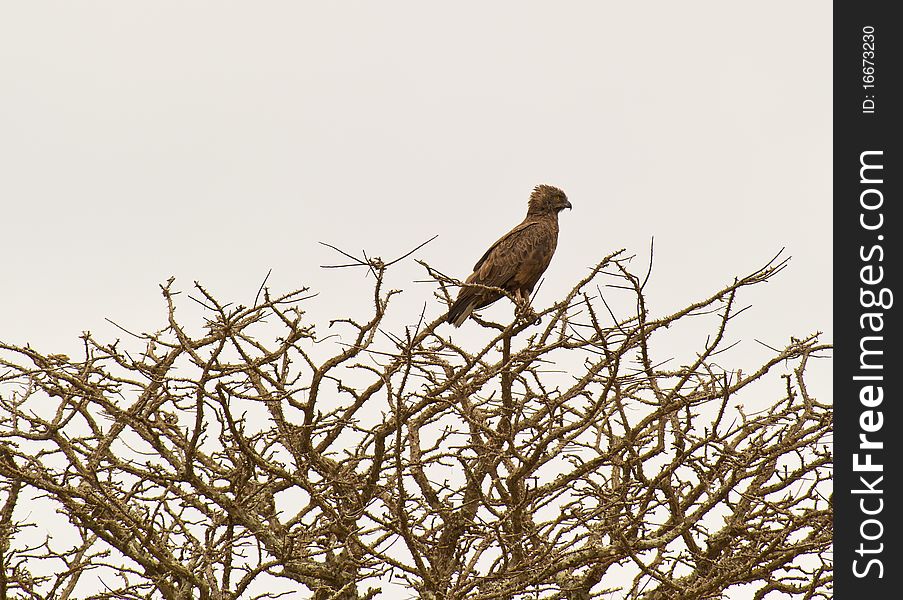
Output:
[1, 2, 830, 377]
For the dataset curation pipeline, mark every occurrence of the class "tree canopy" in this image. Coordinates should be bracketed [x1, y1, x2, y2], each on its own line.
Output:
[0, 249, 831, 599]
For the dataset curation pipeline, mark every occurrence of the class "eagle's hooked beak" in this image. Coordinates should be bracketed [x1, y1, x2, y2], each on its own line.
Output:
[564, 200, 572, 210]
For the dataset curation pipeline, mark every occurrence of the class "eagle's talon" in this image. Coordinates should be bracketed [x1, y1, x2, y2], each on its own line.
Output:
[514, 301, 538, 324]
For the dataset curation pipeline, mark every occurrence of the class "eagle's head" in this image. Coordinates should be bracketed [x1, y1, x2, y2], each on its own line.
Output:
[527, 184, 571, 216]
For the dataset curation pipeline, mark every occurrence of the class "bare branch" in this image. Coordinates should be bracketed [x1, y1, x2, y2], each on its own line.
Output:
[0, 249, 831, 599]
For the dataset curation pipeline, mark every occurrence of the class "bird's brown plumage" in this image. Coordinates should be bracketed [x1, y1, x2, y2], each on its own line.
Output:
[446, 184, 571, 327]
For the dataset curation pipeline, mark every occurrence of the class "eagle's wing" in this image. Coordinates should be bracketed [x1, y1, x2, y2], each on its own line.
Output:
[470, 221, 541, 285]
[446, 221, 553, 327]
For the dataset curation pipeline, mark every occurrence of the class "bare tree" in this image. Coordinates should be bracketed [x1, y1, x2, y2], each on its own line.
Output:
[0, 248, 831, 599]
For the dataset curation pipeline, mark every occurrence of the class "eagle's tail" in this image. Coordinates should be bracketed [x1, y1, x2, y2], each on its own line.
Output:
[446, 295, 477, 327]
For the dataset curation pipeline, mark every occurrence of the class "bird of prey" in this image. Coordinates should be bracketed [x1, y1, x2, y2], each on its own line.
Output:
[446, 184, 571, 327]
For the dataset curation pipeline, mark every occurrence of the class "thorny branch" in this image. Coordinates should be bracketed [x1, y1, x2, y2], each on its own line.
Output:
[0, 249, 831, 599]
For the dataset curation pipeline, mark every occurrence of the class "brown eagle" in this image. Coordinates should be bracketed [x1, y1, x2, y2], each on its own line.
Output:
[446, 184, 571, 327]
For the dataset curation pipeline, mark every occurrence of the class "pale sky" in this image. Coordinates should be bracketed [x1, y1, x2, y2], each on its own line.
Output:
[2, 2, 830, 381]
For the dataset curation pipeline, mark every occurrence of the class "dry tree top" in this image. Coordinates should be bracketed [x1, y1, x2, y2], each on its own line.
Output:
[0, 246, 831, 600]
